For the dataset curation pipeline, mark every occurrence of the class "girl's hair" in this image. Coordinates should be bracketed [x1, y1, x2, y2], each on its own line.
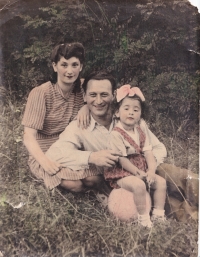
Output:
[114, 94, 146, 120]
[51, 42, 85, 93]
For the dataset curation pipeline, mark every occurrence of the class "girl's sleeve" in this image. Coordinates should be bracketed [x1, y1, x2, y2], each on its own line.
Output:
[108, 131, 128, 156]
[140, 119, 167, 165]
[140, 119, 153, 152]
[22, 87, 46, 130]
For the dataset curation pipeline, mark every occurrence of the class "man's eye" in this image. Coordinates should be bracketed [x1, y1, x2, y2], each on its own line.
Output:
[102, 94, 108, 97]
[90, 94, 96, 97]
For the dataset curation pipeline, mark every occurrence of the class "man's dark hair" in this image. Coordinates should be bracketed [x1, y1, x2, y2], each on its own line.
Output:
[82, 71, 116, 93]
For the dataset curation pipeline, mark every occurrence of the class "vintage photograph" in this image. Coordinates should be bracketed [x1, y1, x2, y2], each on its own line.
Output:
[0, 0, 199, 256]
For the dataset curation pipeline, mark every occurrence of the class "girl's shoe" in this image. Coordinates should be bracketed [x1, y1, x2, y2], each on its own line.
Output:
[151, 214, 167, 223]
[138, 214, 152, 228]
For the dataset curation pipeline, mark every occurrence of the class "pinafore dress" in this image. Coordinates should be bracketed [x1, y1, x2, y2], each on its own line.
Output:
[104, 126, 148, 188]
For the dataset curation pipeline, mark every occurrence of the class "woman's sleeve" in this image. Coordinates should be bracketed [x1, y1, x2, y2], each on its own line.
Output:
[22, 87, 46, 130]
[108, 131, 128, 156]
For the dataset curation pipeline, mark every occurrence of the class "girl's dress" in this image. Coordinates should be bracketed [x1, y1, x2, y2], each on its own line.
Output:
[104, 120, 152, 188]
[22, 81, 98, 189]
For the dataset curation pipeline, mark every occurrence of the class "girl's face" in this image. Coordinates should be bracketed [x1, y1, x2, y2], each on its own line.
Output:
[52, 56, 82, 87]
[116, 97, 142, 131]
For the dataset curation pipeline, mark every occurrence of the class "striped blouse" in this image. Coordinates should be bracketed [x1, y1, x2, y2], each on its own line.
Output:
[22, 81, 84, 152]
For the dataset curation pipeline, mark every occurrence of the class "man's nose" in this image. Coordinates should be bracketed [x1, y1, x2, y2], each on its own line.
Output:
[96, 95, 103, 104]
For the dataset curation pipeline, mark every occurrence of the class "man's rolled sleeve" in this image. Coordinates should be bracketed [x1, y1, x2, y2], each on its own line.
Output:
[45, 122, 92, 170]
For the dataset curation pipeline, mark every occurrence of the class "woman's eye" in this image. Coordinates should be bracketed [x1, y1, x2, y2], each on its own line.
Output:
[72, 63, 79, 67]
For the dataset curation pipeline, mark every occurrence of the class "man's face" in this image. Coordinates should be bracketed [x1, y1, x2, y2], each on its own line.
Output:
[84, 79, 114, 119]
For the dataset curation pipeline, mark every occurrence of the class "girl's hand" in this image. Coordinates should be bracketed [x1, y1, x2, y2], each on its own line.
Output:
[146, 170, 156, 185]
[77, 105, 90, 129]
[41, 156, 62, 176]
[135, 169, 147, 180]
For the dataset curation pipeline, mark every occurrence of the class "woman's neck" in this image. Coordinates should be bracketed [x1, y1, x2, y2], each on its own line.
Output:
[57, 81, 74, 97]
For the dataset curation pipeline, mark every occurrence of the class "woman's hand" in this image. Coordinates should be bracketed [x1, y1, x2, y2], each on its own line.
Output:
[23, 127, 62, 176]
[77, 105, 90, 129]
[40, 156, 62, 176]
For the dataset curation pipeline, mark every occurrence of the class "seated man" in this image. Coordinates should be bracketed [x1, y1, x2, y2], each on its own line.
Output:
[46, 71, 198, 222]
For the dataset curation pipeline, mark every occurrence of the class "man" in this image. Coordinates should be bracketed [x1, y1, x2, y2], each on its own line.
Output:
[46, 71, 198, 221]
[46, 71, 119, 197]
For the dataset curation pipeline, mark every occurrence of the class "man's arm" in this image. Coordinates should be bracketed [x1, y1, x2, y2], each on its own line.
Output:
[89, 150, 119, 167]
[45, 122, 92, 170]
[46, 121, 119, 170]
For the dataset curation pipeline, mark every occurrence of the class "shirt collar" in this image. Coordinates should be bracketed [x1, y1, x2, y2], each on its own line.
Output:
[88, 115, 116, 132]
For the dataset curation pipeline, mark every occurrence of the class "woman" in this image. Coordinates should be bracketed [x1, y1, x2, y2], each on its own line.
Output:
[22, 42, 90, 190]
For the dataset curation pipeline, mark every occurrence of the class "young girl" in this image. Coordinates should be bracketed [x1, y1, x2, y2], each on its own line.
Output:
[22, 42, 90, 191]
[104, 85, 167, 227]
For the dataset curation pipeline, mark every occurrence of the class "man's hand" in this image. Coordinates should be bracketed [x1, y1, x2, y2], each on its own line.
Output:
[89, 150, 120, 167]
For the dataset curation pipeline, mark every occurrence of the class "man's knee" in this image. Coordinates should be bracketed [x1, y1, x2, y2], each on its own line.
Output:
[60, 179, 84, 193]
[82, 175, 103, 187]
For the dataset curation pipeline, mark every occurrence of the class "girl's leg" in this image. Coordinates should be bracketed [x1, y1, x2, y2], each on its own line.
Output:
[117, 176, 152, 227]
[117, 176, 147, 215]
[150, 174, 167, 221]
[150, 174, 167, 210]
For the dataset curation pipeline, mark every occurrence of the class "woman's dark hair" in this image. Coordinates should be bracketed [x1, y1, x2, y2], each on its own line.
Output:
[114, 94, 146, 120]
[82, 71, 116, 93]
[51, 42, 85, 93]
[51, 42, 85, 64]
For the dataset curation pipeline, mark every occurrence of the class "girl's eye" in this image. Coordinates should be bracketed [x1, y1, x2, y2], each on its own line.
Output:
[124, 108, 129, 110]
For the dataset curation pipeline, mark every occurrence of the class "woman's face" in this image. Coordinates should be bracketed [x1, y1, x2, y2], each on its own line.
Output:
[52, 56, 82, 87]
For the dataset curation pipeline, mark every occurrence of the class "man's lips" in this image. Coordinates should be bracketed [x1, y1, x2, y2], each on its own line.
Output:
[93, 105, 105, 110]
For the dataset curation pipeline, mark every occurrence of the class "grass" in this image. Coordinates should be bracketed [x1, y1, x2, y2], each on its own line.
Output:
[0, 97, 198, 257]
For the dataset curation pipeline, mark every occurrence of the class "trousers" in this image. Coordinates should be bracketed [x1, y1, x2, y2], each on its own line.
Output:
[157, 163, 198, 222]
